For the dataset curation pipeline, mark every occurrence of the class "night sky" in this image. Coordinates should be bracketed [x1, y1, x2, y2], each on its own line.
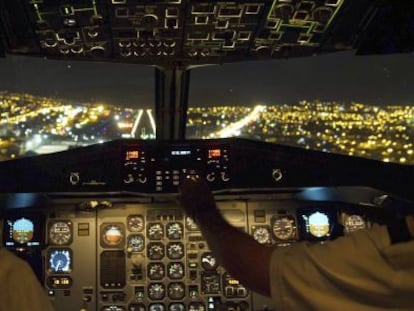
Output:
[0, 50, 414, 107]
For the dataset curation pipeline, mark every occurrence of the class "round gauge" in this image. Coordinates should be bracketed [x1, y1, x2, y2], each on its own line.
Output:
[189, 302, 206, 311]
[252, 226, 271, 244]
[102, 224, 124, 247]
[166, 222, 184, 240]
[49, 221, 72, 245]
[127, 215, 144, 232]
[129, 304, 146, 311]
[167, 262, 185, 279]
[127, 234, 145, 252]
[149, 304, 165, 311]
[169, 303, 185, 311]
[185, 216, 198, 231]
[147, 242, 165, 260]
[167, 242, 184, 259]
[168, 282, 185, 300]
[201, 252, 218, 271]
[48, 249, 72, 273]
[148, 283, 165, 300]
[308, 212, 330, 238]
[272, 216, 296, 241]
[344, 214, 367, 233]
[147, 223, 164, 240]
[148, 262, 165, 280]
[102, 306, 126, 311]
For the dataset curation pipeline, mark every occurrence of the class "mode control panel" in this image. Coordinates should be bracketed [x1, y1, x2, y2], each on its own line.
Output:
[122, 144, 230, 192]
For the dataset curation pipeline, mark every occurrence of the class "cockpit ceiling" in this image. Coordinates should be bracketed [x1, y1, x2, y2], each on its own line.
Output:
[1, 0, 411, 66]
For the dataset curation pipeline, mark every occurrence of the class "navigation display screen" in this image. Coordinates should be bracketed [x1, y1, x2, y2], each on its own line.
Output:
[2, 212, 45, 248]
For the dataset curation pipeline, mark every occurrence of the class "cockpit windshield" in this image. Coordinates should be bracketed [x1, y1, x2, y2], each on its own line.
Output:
[189, 51, 414, 164]
[1, 51, 413, 164]
[0, 54, 155, 161]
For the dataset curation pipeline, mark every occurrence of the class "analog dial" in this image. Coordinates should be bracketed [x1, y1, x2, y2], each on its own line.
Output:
[127, 234, 145, 252]
[201, 252, 218, 271]
[148, 283, 165, 300]
[252, 226, 271, 244]
[344, 214, 367, 233]
[168, 282, 185, 300]
[148, 262, 165, 280]
[148, 242, 165, 260]
[272, 216, 296, 241]
[49, 221, 72, 245]
[166, 222, 184, 240]
[48, 249, 72, 273]
[169, 303, 185, 311]
[148, 223, 164, 240]
[127, 215, 144, 232]
[102, 224, 124, 247]
[167, 242, 184, 259]
[167, 262, 185, 279]
[149, 304, 165, 311]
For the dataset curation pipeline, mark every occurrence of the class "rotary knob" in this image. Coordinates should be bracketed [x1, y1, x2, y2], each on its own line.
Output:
[221, 171, 230, 182]
[123, 174, 134, 184]
[206, 172, 216, 182]
[272, 169, 283, 182]
[69, 172, 80, 185]
[138, 176, 147, 184]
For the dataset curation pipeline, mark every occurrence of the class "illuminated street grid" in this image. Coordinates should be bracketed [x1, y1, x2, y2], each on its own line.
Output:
[1, 92, 413, 164]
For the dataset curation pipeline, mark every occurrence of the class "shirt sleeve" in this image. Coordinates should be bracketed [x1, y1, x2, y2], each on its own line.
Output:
[270, 224, 414, 311]
[0, 248, 54, 311]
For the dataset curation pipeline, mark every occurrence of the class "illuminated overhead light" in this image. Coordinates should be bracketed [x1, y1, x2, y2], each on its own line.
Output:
[71, 47, 83, 54]
[120, 50, 132, 57]
[87, 30, 99, 38]
[119, 41, 131, 48]
[63, 18, 77, 27]
[59, 47, 70, 55]
[90, 45, 106, 56]
[188, 50, 198, 57]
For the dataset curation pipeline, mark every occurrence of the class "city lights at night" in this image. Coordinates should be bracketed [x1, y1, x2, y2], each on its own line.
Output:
[1, 91, 413, 164]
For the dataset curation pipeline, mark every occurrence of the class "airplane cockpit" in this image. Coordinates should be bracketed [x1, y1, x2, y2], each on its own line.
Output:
[0, 1, 414, 311]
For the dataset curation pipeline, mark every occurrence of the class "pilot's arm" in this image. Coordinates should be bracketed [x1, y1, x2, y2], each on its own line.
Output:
[178, 178, 414, 311]
[0, 247, 54, 311]
[178, 177, 273, 296]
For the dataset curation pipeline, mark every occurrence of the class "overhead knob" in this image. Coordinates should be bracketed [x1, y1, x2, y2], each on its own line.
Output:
[206, 172, 215, 182]
[272, 169, 283, 182]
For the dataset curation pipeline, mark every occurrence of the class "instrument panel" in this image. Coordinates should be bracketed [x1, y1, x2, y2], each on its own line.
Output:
[2, 197, 371, 311]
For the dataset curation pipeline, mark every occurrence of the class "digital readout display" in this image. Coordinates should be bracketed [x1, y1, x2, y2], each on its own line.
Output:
[125, 150, 140, 160]
[208, 149, 221, 158]
[47, 276, 73, 289]
[171, 150, 191, 156]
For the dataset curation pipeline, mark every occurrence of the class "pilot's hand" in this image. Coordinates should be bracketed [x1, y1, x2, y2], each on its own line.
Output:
[177, 176, 221, 225]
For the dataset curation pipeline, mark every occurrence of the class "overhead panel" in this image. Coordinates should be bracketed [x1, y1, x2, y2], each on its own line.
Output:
[0, 0, 383, 65]
[21, 0, 111, 59]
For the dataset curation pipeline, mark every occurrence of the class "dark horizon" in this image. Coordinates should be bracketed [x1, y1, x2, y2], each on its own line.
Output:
[1, 51, 414, 107]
